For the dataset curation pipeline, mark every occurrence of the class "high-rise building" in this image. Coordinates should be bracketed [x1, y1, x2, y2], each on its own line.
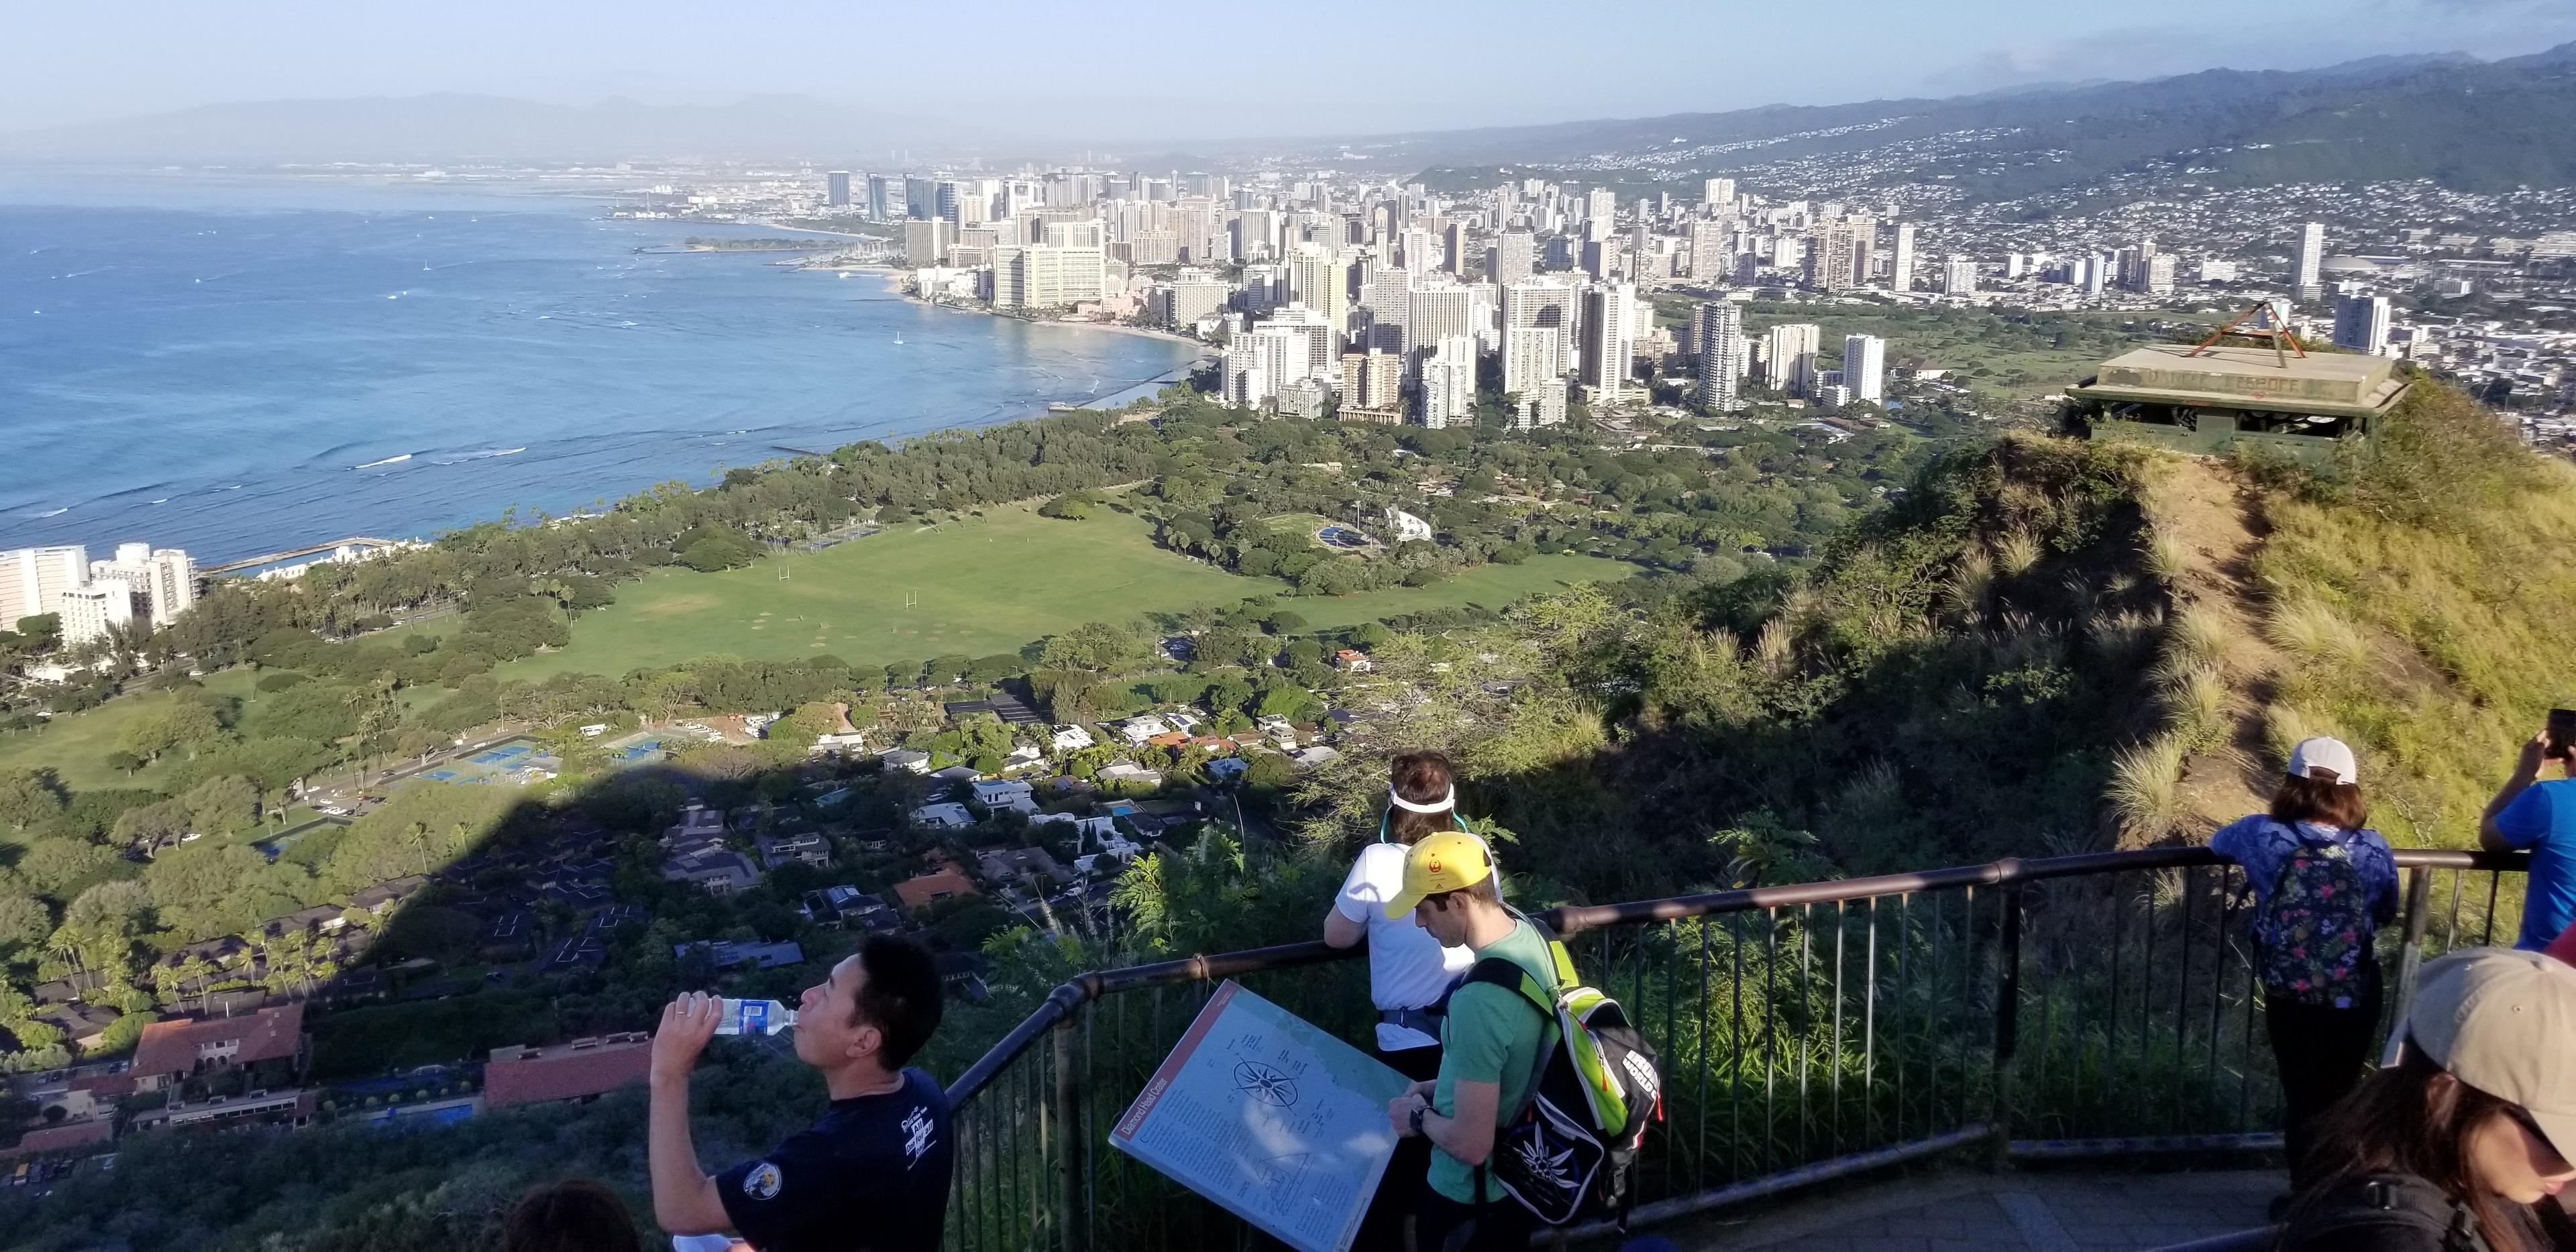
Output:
[902, 219, 950, 268]
[1808, 218, 1872, 292]
[1586, 188, 1619, 230]
[1695, 300, 1746, 411]
[1419, 335, 1475, 429]
[1687, 220, 1731, 282]
[904, 176, 939, 220]
[2334, 294, 2393, 355]
[1341, 351, 1403, 412]
[1487, 231, 1535, 286]
[1503, 326, 1562, 400]
[826, 171, 852, 207]
[866, 174, 896, 222]
[1890, 223, 1917, 293]
[1502, 278, 1582, 377]
[1443, 221, 1470, 276]
[1764, 323, 1821, 394]
[1943, 255, 1978, 295]
[2145, 253, 2176, 296]
[89, 544, 196, 628]
[2296, 223, 2326, 296]
[990, 242, 1107, 310]
[0, 546, 88, 634]
[1580, 282, 1637, 404]
[2082, 255, 2107, 298]
[1702, 178, 1737, 213]
[1407, 282, 1479, 362]
[1159, 274, 1237, 330]
[1287, 243, 1352, 347]
[1843, 334, 1886, 402]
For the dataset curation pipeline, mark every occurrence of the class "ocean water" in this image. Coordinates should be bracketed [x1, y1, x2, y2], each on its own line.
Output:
[0, 172, 1199, 563]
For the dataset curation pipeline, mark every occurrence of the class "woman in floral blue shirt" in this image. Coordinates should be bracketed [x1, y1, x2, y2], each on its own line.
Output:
[2210, 736, 2400, 1200]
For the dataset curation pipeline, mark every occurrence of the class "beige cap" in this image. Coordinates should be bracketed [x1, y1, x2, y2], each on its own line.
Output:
[2406, 948, 2576, 1158]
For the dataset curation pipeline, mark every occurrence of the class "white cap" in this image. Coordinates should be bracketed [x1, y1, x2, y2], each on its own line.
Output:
[2406, 948, 2576, 1160]
[2286, 736, 2359, 785]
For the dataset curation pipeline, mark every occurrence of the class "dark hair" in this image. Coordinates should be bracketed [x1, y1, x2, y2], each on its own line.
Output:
[2290, 1043, 2539, 1252]
[853, 934, 945, 1069]
[2270, 771, 2368, 831]
[501, 1180, 642, 1252]
[1386, 750, 1458, 845]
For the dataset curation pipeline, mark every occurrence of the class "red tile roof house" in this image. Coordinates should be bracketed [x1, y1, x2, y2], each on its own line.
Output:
[131, 1003, 307, 1094]
[483, 1033, 653, 1111]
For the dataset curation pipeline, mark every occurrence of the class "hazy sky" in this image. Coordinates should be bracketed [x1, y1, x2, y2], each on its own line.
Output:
[7, 0, 2576, 141]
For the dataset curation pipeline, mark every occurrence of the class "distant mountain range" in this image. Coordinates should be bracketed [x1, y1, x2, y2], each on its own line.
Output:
[1375, 44, 2576, 197]
[5, 43, 2576, 197]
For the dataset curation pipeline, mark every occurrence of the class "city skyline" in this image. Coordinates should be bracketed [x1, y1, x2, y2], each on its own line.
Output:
[5, 0, 2575, 145]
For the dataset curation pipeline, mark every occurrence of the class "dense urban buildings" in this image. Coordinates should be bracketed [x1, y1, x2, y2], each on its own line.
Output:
[0, 543, 195, 646]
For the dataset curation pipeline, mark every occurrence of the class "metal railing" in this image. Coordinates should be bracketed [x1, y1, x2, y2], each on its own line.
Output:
[938, 846, 2531, 1250]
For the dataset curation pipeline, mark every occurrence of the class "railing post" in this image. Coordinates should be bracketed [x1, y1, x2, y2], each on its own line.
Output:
[1990, 875, 2025, 1162]
[2381, 866, 2435, 1065]
[1053, 1010, 1085, 1252]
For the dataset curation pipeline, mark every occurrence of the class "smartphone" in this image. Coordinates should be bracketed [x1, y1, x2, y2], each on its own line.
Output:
[2551, 708, 2576, 757]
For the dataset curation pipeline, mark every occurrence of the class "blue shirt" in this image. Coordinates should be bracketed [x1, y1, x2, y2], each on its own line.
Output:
[2489, 779, 2576, 950]
[2210, 816, 2400, 926]
[716, 1067, 953, 1252]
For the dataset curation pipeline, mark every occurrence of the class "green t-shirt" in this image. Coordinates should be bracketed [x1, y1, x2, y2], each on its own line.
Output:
[1428, 919, 1557, 1204]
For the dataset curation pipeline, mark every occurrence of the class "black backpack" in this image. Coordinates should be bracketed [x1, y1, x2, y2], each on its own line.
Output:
[1460, 916, 1662, 1227]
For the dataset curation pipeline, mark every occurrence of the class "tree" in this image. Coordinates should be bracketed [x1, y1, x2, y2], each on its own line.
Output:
[184, 775, 260, 839]
[0, 769, 65, 834]
[0, 895, 52, 959]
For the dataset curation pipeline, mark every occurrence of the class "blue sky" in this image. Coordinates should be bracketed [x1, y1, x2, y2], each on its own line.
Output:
[7, 0, 2576, 139]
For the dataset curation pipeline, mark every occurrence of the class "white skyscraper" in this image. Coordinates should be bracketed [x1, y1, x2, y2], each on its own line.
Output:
[1687, 220, 1731, 282]
[1843, 334, 1886, 403]
[1695, 300, 1747, 411]
[1890, 223, 1917, 293]
[1407, 282, 1479, 363]
[89, 544, 197, 629]
[1580, 282, 1637, 404]
[1419, 335, 1477, 428]
[1287, 242, 1352, 345]
[2334, 294, 2393, 355]
[1503, 326, 1563, 400]
[1487, 231, 1536, 286]
[1701, 178, 1737, 213]
[1764, 323, 1821, 395]
[0, 546, 88, 634]
[1502, 278, 1583, 376]
[2296, 222, 2326, 296]
[1943, 255, 1979, 295]
[1585, 188, 1618, 230]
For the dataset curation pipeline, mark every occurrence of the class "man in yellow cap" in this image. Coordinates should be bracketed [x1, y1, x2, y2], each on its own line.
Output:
[1381, 831, 1553, 1252]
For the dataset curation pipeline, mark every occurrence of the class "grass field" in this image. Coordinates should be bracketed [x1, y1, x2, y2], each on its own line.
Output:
[501, 502, 1634, 680]
[0, 669, 262, 793]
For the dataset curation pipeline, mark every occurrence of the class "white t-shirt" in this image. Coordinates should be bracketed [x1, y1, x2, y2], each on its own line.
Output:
[1336, 841, 1475, 1051]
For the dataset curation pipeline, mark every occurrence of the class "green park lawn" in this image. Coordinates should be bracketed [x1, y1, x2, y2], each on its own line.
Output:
[502, 502, 1633, 680]
[0, 668, 262, 796]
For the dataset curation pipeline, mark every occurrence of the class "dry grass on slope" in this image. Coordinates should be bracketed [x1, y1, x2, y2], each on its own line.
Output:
[2249, 383, 2576, 849]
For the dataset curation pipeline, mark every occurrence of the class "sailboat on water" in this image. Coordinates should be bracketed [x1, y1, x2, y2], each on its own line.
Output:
[894, 331, 904, 345]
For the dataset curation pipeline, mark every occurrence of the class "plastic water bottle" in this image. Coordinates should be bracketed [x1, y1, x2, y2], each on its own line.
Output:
[714, 998, 796, 1036]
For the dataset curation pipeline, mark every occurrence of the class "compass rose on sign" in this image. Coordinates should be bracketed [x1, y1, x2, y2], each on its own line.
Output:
[1233, 1061, 1299, 1108]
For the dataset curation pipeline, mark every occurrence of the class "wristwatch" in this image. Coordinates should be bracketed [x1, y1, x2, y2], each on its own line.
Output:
[1408, 1100, 1428, 1136]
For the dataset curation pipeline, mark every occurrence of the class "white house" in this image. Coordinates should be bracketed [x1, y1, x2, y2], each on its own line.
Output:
[1290, 746, 1341, 770]
[911, 802, 975, 830]
[1030, 811, 1118, 843]
[1050, 725, 1095, 752]
[1112, 715, 1173, 745]
[1161, 708, 1203, 733]
[1098, 761, 1163, 789]
[810, 732, 869, 755]
[1003, 744, 1045, 771]
[881, 749, 933, 774]
[969, 779, 1037, 813]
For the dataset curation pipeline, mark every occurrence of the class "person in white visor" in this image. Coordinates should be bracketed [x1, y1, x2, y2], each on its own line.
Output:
[1322, 750, 1489, 1251]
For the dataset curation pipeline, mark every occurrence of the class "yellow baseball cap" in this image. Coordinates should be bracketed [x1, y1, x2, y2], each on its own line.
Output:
[1383, 831, 1496, 919]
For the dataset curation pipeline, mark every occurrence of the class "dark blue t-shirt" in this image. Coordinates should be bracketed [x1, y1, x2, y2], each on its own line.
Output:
[2491, 779, 2576, 950]
[716, 1067, 953, 1252]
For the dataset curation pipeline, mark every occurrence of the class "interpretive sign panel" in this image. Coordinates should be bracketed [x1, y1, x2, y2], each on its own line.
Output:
[1109, 980, 1411, 1252]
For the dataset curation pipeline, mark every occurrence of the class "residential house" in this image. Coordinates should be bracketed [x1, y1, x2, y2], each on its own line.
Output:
[661, 843, 761, 895]
[1334, 649, 1374, 672]
[810, 732, 869, 755]
[1002, 744, 1044, 771]
[1111, 715, 1173, 745]
[1206, 757, 1251, 782]
[968, 779, 1036, 813]
[263, 904, 347, 943]
[35, 1005, 117, 1051]
[931, 764, 981, 787]
[665, 803, 727, 842]
[758, 831, 833, 871]
[1049, 724, 1095, 752]
[1291, 746, 1342, 769]
[1097, 761, 1163, 789]
[881, 749, 933, 774]
[893, 862, 980, 913]
[484, 1033, 654, 1111]
[347, 875, 429, 917]
[131, 1003, 307, 1093]
[911, 802, 975, 830]
[802, 885, 900, 932]
[1029, 811, 1117, 843]
[976, 846, 1072, 888]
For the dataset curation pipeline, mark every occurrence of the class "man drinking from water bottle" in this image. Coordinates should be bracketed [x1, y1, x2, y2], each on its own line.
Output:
[649, 934, 953, 1252]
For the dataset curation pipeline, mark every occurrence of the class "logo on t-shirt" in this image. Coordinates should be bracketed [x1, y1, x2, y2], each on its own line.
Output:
[741, 1161, 783, 1200]
[902, 1105, 935, 1165]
